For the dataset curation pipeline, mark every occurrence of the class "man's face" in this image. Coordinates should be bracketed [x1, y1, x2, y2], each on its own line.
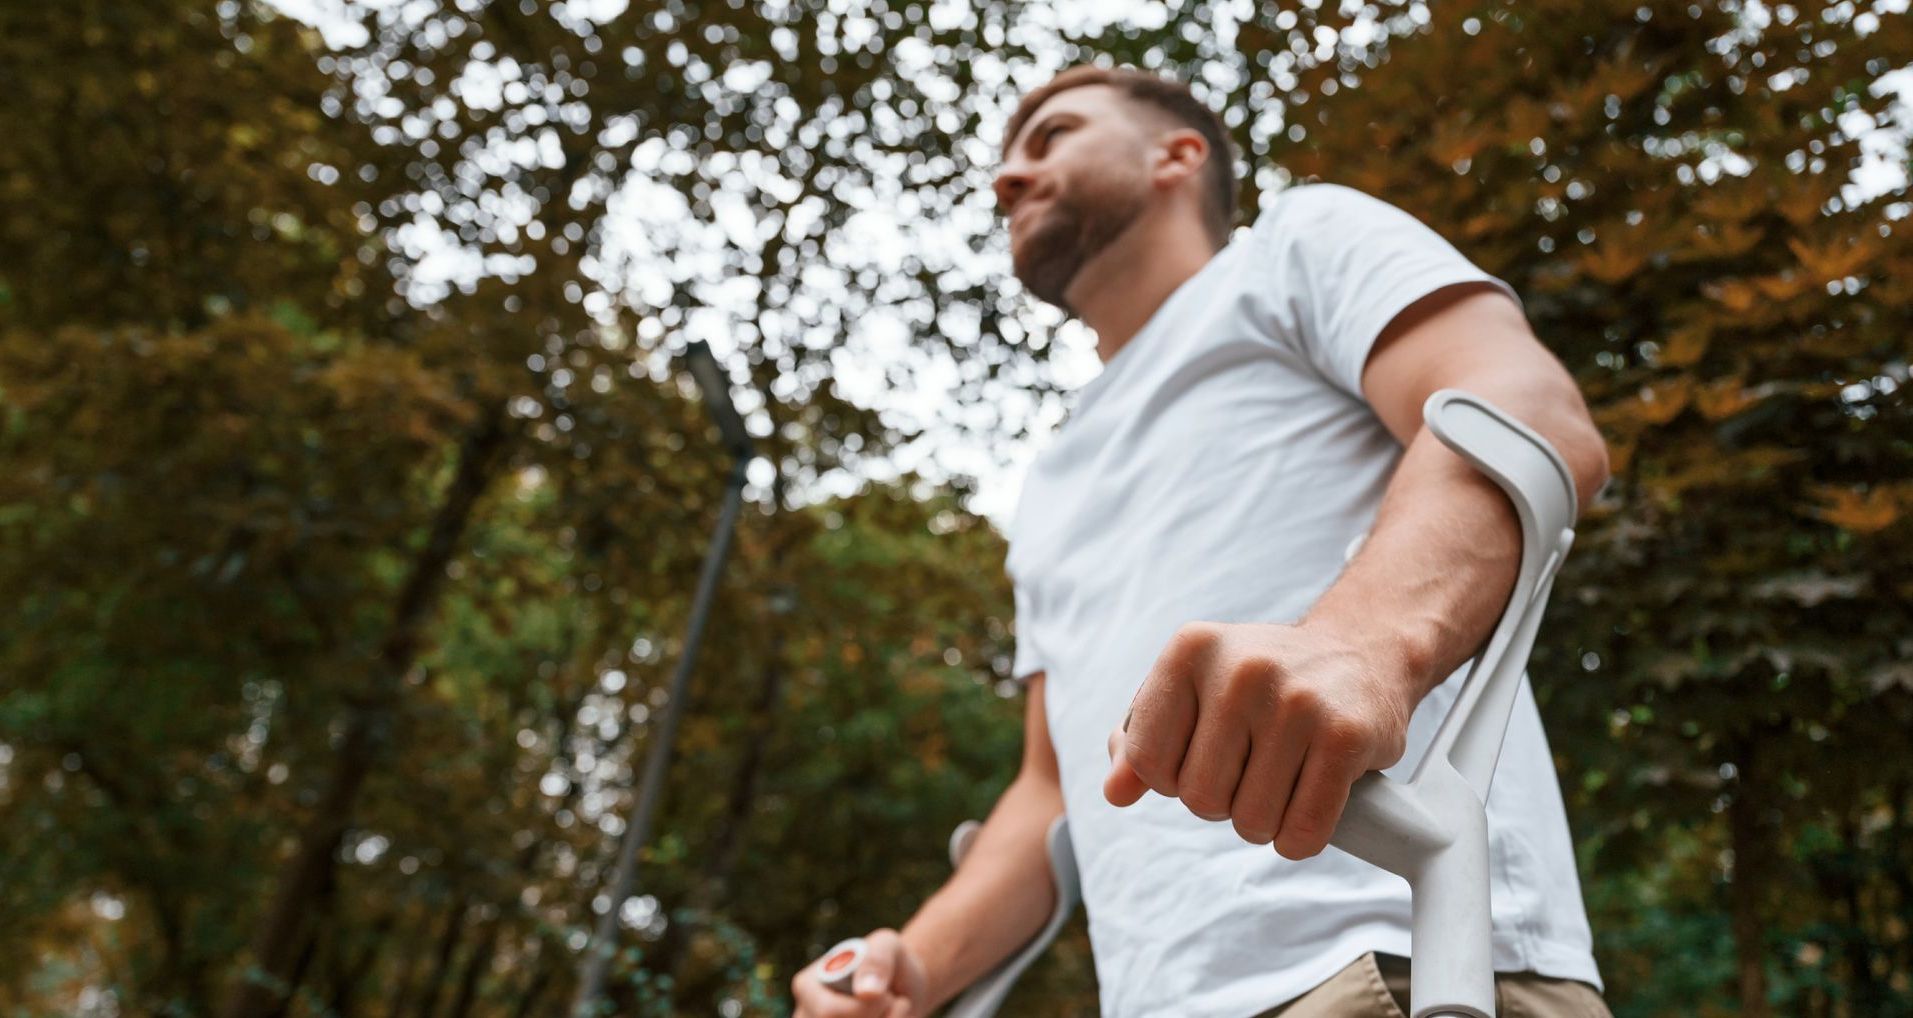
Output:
[993, 85, 1155, 309]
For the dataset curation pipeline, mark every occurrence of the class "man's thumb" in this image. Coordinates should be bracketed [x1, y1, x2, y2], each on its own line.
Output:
[1104, 728, 1148, 807]
[853, 929, 901, 999]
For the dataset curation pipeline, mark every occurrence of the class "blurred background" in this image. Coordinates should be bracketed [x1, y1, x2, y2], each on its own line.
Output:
[2, 0, 1910, 1015]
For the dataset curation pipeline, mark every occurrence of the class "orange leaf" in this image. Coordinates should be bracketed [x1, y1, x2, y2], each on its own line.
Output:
[1660, 323, 1712, 367]
[1704, 279, 1760, 314]
[1692, 185, 1772, 224]
[1808, 485, 1904, 535]
[1775, 177, 1832, 227]
[1695, 376, 1757, 420]
[1606, 437, 1637, 474]
[1647, 447, 1804, 501]
[1634, 377, 1693, 425]
[1753, 271, 1810, 302]
[1682, 221, 1766, 259]
[1787, 235, 1877, 283]
[1579, 242, 1648, 285]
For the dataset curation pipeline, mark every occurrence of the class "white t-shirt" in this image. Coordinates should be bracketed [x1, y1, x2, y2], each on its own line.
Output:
[1004, 183, 1601, 1017]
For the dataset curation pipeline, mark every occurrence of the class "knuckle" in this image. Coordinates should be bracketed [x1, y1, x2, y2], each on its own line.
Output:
[1232, 815, 1275, 845]
[1223, 658, 1279, 703]
[1275, 830, 1326, 860]
[1226, 654, 1275, 683]
[1285, 800, 1335, 841]
[1377, 729, 1407, 766]
[1173, 623, 1222, 659]
[1125, 740, 1178, 790]
[1275, 801, 1335, 857]
[1179, 782, 1230, 820]
[1320, 714, 1369, 752]
[1280, 683, 1325, 720]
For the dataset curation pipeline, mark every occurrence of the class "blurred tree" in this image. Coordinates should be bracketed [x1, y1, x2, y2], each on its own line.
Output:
[0, 1, 1057, 1014]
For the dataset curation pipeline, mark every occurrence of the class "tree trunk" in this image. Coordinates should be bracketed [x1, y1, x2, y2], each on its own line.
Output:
[509, 939, 559, 1018]
[383, 910, 431, 1018]
[220, 407, 509, 1018]
[327, 905, 397, 1018]
[412, 891, 472, 1018]
[1728, 744, 1774, 1018]
[444, 671, 593, 1018]
[265, 855, 339, 1018]
[1834, 813, 1883, 1014]
[442, 919, 500, 1018]
[1884, 782, 1913, 1003]
[68, 749, 214, 1011]
[263, 929, 320, 1018]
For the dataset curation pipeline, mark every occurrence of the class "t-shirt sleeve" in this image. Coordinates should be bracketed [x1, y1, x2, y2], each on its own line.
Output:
[1009, 578, 1045, 682]
[1255, 183, 1523, 400]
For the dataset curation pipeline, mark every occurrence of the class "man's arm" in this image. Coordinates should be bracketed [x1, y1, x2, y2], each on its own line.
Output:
[1105, 284, 1609, 859]
[902, 672, 1065, 1010]
[1309, 283, 1610, 695]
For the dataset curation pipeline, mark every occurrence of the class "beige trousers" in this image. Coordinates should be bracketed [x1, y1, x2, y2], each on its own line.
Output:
[1259, 953, 1611, 1018]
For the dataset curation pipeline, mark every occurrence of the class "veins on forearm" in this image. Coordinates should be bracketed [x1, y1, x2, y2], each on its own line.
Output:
[1303, 428, 1521, 695]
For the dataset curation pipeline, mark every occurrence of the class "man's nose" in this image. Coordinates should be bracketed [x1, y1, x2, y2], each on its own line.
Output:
[993, 164, 1035, 216]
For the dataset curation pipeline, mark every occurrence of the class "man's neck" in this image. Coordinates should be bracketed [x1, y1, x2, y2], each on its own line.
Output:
[1064, 209, 1222, 363]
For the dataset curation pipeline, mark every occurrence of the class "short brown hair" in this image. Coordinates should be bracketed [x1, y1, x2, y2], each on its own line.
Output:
[1003, 65, 1238, 246]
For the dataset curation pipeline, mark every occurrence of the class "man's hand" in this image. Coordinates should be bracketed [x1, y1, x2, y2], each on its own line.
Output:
[791, 928, 929, 1018]
[1103, 620, 1419, 860]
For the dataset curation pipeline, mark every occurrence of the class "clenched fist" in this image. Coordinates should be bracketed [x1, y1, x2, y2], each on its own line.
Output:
[791, 928, 928, 1018]
[1104, 620, 1418, 860]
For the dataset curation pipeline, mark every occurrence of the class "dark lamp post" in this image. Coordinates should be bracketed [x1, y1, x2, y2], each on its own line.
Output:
[573, 340, 758, 1017]
[684, 340, 755, 461]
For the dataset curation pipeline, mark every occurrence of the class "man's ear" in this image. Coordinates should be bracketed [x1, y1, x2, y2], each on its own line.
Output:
[1152, 128, 1210, 191]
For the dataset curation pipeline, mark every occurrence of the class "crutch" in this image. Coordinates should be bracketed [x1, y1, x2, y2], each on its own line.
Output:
[813, 815, 1080, 1014]
[1324, 388, 1580, 1018]
[941, 815, 1081, 1016]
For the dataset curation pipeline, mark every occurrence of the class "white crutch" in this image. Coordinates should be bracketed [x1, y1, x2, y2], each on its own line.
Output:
[940, 816, 1080, 1017]
[1325, 388, 1580, 1018]
[813, 815, 1080, 1014]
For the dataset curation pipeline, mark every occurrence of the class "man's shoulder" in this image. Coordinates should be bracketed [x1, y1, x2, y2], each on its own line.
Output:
[1248, 182, 1396, 239]
[1245, 185, 1474, 304]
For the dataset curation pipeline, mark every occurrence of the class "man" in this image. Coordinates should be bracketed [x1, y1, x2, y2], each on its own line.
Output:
[792, 65, 1613, 1018]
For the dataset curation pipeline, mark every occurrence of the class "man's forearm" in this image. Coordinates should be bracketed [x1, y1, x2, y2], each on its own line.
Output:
[1302, 396, 1605, 699]
[899, 773, 1064, 1010]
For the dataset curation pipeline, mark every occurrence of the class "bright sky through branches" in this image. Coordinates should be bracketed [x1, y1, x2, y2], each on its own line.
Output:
[265, 0, 1911, 526]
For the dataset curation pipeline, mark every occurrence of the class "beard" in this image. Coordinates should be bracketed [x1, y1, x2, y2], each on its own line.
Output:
[1010, 177, 1147, 312]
